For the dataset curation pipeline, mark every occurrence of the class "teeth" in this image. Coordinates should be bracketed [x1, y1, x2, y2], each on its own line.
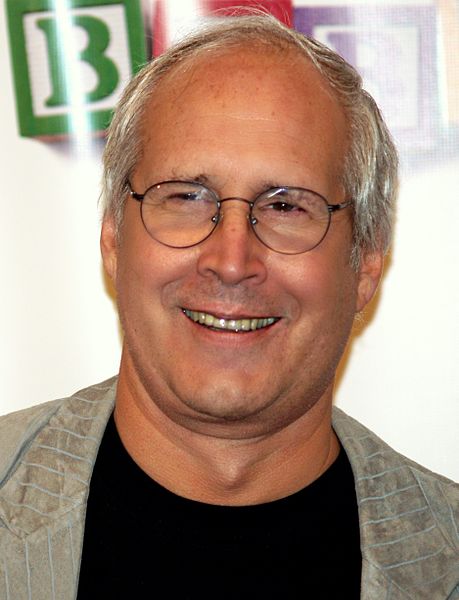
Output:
[183, 309, 277, 332]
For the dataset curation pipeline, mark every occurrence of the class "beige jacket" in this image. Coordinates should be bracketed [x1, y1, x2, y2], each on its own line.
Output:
[0, 378, 458, 599]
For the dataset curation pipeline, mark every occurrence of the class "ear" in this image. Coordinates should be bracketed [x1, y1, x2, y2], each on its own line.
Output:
[355, 248, 384, 313]
[100, 216, 118, 285]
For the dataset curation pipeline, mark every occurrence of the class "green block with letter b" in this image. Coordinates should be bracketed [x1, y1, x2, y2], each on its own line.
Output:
[6, 0, 146, 137]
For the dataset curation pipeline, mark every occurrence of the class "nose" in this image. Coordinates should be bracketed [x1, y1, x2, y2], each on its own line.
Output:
[196, 198, 268, 285]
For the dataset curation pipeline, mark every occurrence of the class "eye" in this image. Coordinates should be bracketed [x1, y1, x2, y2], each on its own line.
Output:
[268, 201, 304, 213]
[166, 191, 201, 202]
[254, 188, 327, 224]
[257, 192, 306, 215]
[160, 185, 214, 206]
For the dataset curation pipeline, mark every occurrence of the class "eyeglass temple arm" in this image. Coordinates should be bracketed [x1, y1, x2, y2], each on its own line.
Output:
[126, 181, 144, 201]
[327, 200, 352, 213]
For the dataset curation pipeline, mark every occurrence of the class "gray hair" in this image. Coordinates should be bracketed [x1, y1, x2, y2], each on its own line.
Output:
[101, 14, 398, 267]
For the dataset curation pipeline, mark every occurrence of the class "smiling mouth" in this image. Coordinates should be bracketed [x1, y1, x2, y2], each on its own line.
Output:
[182, 309, 279, 332]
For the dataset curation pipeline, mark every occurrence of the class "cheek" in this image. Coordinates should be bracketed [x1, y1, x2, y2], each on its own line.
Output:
[279, 251, 358, 368]
[279, 215, 356, 307]
[114, 231, 200, 327]
[281, 251, 357, 316]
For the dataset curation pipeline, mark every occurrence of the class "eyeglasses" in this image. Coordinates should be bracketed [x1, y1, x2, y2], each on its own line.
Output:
[128, 180, 351, 255]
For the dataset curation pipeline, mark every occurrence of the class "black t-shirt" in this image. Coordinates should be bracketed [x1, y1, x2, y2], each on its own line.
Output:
[77, 415, 361, 599]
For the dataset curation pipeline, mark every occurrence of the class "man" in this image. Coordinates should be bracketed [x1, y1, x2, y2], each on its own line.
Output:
[0, 14, 458, 600]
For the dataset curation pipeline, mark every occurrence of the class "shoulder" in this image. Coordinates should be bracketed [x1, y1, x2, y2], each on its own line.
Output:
[0, 377, 117, 487]
[332, 407, 458, 515]
[333, 407, 459, 598]
[0, 399, 64, 486]
[332, 406, 457, 487]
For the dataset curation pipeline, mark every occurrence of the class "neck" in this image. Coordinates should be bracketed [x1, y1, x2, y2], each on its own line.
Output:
[114, 360, 340, 506]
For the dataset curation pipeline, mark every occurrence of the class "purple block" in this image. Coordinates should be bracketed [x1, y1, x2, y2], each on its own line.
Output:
[294, 6, 439, 153]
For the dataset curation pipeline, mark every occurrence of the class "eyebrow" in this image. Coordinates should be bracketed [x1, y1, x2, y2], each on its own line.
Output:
[167, 172, 212, 186]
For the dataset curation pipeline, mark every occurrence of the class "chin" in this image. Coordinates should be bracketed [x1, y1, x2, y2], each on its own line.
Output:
[172, 381, 320, 437]
[180, 385, 270, 423]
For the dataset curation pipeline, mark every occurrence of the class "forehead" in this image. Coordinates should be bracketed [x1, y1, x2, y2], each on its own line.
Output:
[149, 43, 344, 126]
[136, 45, 348, 191]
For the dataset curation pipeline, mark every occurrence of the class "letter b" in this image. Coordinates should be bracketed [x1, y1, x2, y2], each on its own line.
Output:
[37, 14, 119, 108]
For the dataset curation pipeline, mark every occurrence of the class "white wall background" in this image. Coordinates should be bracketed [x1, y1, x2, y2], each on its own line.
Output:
[1, 0, 458, 481]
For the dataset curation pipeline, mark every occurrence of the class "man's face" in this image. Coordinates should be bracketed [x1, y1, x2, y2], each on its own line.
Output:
[102, 47, 381, 437]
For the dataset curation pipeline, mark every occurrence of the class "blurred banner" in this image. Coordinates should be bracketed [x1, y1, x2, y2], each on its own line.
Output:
[6, 1, 459, 163]
[1, 0, 458, 480]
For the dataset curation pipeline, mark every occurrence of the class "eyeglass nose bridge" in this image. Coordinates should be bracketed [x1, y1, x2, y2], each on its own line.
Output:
[212, 197, 257, 227]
